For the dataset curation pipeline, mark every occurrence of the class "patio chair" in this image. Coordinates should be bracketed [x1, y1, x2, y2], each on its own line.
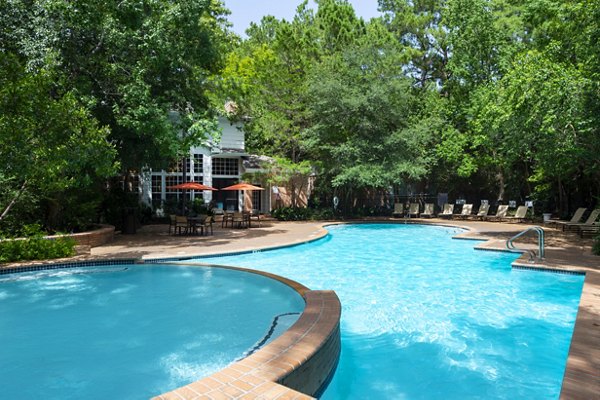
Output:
[438, 203, 455, 218]
[392, 203, 404, 218]
[485, 205, 509, 221]
[562, 209, 600, 232]
[232, 212, 248, 229]
[222, 212, 233, 228]
[550, 207, 587, 230]
[168, 214, 177, 235]
[407, 203, 420, 217]
[175, 216, 189, 235]
[420, 203, 435, 218]
[456, 204, 473, 219]
[504, 205, 529, 223]
[249, 209, 261, 227]
[197, 214, 214, 235]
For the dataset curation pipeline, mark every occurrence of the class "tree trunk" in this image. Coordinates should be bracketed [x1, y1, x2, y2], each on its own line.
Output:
[496, 168, 505, 203]
[181, 155, 187, 214]
[0, 180, 27, 222]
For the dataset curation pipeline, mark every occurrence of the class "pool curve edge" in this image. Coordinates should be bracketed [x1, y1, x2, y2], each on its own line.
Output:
[153, 263, 341, 400]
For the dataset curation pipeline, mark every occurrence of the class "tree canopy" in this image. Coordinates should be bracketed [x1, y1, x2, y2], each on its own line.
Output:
[220, 0, 599, 214]
[2, 0, 598, 233]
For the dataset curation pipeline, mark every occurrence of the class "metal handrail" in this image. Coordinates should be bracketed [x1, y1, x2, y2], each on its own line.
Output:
[506, 226, 545, 262]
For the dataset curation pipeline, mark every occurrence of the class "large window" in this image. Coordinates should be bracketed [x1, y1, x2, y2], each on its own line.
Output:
[212, 157, 239, 176]
[151, 175, 162, 207]
[193, 154, 203, 174]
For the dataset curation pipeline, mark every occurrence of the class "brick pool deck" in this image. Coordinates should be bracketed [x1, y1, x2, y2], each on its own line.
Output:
[5, 218, 597, 398]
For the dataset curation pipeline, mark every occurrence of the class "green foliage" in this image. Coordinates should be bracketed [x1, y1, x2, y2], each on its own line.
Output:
[0, 225, 76, 263]
[0, 53, 118, 230]
[271, 207, 312, 221]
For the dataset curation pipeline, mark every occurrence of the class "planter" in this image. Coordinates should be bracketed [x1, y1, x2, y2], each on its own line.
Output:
[48, 224, 115, 247]
[543, 213, 552, 223]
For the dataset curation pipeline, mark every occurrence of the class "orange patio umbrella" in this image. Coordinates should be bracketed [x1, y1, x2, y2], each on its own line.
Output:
[166, 182, 218, 191]
[221, 182, 264, 211]
[221, 182, 264, 191]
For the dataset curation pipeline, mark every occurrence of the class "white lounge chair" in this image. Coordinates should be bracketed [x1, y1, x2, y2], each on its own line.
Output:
[504, 205, 529, 223]
[485, 205, 509, 221]
[563, 209, 600, 232]
[392, 203, 404, 218]
[550, 207, 587, 230]
[407, 203, 420, 217]
[439, 203, 455, 218]
[456, 204, 473, 219]
[471, 203, 490, 220]
[420, 203, 435, 218]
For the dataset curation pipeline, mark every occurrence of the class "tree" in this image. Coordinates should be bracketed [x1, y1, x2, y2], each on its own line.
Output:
[2, 0, 232, 175]
[0, 53, 117, 230]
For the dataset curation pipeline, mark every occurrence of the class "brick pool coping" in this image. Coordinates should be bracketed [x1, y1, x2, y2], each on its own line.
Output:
[151, 262, 340, 400]
[2, 219, 597, 399]
[147, 227, 340, 399]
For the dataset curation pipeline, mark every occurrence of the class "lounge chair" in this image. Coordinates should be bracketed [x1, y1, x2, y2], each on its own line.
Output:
[550, 207, 587, 230]
[578, 224, 599, 238]
[420, 203, 435, 218]
[438, 203, 455, 218]
[456, 204, 473, 219]
[407, 203, 420, 217]
[392, 203, 404, 218]
[562, 209, 600, 232]
[471, 203, 490, 220]
[485, 205, 509, 221]
[504, 205, 529, 223]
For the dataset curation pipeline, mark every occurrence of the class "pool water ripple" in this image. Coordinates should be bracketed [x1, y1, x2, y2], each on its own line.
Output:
[193, 223, 583, 400]
[0, 265, 304, 399]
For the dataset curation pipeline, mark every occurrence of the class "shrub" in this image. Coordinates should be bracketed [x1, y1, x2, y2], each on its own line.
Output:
[593, 235, 600, 256]
[0, 224, 75, 263]
[271, 207, 311, 221]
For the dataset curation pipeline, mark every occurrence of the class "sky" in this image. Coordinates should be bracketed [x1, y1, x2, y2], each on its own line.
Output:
[223, 0, 381, 37]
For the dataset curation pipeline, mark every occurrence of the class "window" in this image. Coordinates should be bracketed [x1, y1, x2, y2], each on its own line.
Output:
[167, 158, 191, 173]
[165, 175, 183, 192]
[212, 157, 239, 176]
[151, 175, 162, 207]
[193, 154, 203, 174]
[252, 187, 262, 211]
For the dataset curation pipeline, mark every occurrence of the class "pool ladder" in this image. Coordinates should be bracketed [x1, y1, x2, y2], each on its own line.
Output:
[506, 226, 545, 262]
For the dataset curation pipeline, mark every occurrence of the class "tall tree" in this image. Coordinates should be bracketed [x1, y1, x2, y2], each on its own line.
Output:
[0, 53, 117, 228]
[1, 0, 232, 174]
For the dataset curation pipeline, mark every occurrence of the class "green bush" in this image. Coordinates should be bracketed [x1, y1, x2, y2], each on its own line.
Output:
[271, 206, 338, 221]
[271, 207, 311, 221]
[0, 224, 76, 263]
[593, 235, 600, 256]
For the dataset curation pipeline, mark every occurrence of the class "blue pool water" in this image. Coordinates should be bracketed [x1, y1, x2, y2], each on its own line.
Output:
[193, 224, 584, 399]
[0, 265, 304, 399]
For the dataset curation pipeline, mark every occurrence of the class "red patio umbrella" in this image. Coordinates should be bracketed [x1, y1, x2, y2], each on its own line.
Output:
[166, 182, 218, 191]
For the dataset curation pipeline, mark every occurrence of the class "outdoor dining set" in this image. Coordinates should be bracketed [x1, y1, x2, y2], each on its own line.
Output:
[169, 210, 261, 236]
[165, 180, 264, 236]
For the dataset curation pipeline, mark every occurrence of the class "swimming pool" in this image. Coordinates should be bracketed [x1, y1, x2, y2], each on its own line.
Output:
[0, 264, 304, 399]
[191, 224, 584, 399]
